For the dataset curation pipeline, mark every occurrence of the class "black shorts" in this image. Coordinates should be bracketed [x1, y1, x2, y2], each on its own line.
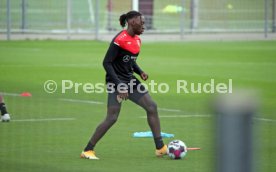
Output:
[107, 81, 148, 106]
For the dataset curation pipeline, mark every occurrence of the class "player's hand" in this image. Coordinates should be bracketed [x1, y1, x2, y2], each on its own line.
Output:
[140, 72, 148, 81]
[117, 89, 128, 103]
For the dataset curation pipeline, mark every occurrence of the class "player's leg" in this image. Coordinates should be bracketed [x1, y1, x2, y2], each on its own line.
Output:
[0, 95, 11, 122]
[81, 91, 121, 160]
[86, 105, 121, 149]
[129, 90, 167, 156]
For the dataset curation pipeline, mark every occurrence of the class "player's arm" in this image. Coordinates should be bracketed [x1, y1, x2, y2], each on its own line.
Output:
[133, 61, 148, 81]
[103, 42, 128, 100]
[102, 43, 122, 86]
[133, 61, 143, 75]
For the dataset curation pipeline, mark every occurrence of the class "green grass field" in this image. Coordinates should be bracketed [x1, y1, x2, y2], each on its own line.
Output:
[0, 40, 276, 172]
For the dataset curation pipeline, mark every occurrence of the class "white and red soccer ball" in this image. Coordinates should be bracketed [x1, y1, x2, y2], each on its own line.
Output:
[167, 140, 187, 159]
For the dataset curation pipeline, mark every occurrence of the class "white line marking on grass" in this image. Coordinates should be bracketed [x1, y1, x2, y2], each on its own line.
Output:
[1, 92, 20, 97]
[59, 99, 182, 113]
[157, 116, 276, 122]
[160, 115, 211, 118]
[59, 98, 104, 105]
[0, 64, 98, 68]
[139, 115, 276, 123]
[254, 117, 276, 123]
[12, 118, 76, 122]
[159, 108, 181, 112]
[139, 115, 211, 119]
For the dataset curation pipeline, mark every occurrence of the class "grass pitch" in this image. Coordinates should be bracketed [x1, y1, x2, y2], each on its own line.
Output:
[0, 40, 275, 172]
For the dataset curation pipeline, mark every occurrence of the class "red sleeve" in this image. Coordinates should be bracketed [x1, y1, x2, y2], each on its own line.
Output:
[113, 32, 126, 47]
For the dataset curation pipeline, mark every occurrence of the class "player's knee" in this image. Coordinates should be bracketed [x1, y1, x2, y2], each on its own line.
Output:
[105, 114, 118, 125]
[107, 115, 118, 124]
[146, 101, 157, 114]
[106, 107, 120, 124]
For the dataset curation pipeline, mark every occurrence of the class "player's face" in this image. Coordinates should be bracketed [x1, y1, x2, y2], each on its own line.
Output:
[132, 16, 145, 35]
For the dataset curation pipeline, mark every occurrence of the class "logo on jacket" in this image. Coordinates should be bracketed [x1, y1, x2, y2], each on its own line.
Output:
[123, 55, 137, 62]
[123, 55, 130, 62]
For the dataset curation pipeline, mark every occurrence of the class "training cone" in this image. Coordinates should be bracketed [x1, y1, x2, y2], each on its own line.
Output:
[20, 92, 32, 97]
[187, 148, 201, 151]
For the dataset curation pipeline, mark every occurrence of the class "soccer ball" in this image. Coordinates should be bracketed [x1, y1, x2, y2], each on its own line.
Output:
[167, 140, 187, 159]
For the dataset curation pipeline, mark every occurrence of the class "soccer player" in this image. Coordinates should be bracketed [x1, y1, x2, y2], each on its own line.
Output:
[80, 11, 167, 160]
[0, 95, 11, 122]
